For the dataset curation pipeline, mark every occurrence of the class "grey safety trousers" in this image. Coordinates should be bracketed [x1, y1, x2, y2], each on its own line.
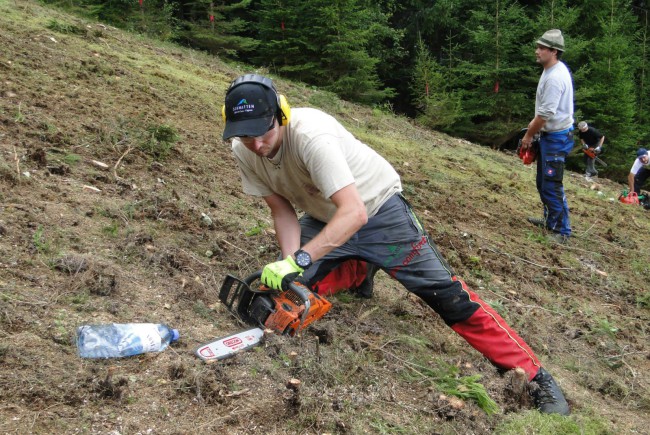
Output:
[298, 194, 479, 325]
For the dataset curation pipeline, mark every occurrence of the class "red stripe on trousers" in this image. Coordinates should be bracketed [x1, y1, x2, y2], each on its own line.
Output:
[313, 260, 367, 296]
[450, 278, 541, 380]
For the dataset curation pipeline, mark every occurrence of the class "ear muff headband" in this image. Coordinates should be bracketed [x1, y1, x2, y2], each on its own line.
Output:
[221, 74, 291, 126]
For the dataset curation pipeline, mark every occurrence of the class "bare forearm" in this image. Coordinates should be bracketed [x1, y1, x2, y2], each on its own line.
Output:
[628, 173, 635, 192]
[274, 212, 301, 257]
[527, 116, 546, 137]
[264, 194, 301, 257]
[302, 207, 366, 261]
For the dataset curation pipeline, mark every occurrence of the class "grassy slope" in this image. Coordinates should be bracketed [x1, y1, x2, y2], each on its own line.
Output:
[0, 1, 648, 434]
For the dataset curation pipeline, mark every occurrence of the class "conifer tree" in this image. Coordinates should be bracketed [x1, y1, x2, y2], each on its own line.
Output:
[255, 0, 397, 104]
[174, 0, 258, 57]
[454, 0, 533, 143]
[411, 38, 461, 130]
[636, 5, 650, 137]
[578, 0, 640, 175]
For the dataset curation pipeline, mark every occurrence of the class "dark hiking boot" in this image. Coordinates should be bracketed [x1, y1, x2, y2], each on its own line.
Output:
[529, 368, 570, 415]
[527, 217, 546, 228]
[351, 264, 379, 299]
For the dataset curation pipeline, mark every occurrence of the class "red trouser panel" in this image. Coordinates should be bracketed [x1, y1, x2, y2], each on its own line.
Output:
[312, 260, 368, 296]
[450, 278, 541, 381]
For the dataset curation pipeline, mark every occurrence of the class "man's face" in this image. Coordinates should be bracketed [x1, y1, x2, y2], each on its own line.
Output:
[535, 44, 556, 66]
[641, 155, 649, 164]
[237, 119, 281, 158]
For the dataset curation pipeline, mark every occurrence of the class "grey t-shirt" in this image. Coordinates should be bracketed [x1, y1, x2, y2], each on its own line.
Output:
[232, 108, 402, 222]
[535, 61, 574, 132]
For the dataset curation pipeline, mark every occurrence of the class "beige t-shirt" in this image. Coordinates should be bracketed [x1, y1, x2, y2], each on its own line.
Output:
[231, 108, 402, 222]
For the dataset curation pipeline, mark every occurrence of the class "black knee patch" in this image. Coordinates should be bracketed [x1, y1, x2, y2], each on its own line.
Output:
[410, 280, 480, 326]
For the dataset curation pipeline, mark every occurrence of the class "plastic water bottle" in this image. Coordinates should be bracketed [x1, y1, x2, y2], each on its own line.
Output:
[76, 323, 180, 359]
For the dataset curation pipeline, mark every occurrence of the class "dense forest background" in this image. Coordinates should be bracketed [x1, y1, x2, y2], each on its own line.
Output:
[42, 0, 650, 180]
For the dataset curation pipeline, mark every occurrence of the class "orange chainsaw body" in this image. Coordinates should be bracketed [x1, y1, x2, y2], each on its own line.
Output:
[263, 286, 332, 336]
[219, 272, 332, 336]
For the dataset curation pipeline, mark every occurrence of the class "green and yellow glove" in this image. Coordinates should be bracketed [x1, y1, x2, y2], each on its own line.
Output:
[261, 256, 304, 290]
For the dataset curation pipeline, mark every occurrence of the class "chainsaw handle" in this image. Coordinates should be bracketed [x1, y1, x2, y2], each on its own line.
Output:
[244, 270, 310, 301]
[244, 270, 263, 286]
[244, 269, 312, 330]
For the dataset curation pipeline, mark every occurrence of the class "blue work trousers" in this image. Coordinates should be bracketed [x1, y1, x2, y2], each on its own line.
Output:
[633, 167, 650, 194]
[536, 130, 573, 236]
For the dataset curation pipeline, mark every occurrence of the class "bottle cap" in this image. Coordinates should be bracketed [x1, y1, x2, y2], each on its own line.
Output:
[171, 329, 180, 342]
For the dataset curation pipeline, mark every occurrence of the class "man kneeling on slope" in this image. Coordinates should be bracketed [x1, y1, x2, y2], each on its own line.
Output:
[221, 73, 570, 415]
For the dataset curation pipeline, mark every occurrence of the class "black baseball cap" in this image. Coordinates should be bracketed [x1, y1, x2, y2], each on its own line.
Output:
[222, 79, 278, 140]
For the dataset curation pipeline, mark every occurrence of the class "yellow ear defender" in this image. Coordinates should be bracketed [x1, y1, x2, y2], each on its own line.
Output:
[277, 94, 291, 126]
[222, 74, 291, 126]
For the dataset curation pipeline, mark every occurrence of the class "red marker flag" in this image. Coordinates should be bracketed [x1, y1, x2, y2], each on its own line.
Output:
[210, 15, 214, 22]
[493, 80, 500, 93]
[139, 0, 143, 5]
[281, 21, 285, 30]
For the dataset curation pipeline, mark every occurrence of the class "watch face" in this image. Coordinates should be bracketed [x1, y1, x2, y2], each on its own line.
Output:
[296, 251, 311, 268]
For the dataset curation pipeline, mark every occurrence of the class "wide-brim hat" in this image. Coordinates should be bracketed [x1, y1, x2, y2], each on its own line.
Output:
[223, 82, 277, 140]
[537, 29, 565, 51]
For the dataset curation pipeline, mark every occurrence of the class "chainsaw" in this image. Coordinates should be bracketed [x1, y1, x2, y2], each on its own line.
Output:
[582, 148, 608, 167]
[195, 270, 332, 362]
[515, 128, 540, 165]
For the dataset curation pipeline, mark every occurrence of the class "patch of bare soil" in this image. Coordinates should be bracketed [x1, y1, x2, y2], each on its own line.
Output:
[1, 2, 649, 434]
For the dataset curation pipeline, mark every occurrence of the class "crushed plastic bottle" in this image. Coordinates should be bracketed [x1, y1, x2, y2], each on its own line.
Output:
[76, 323, 180, 359]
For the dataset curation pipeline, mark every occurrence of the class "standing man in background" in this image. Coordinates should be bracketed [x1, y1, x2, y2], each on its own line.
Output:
[521, 29, 575, 244]
[577, 121, 604, 180]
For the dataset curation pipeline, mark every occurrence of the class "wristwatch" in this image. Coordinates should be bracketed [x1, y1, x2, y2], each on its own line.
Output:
[294, 249, 312, 269]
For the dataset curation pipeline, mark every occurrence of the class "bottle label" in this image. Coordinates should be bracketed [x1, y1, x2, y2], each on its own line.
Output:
[117, 324, 162, 354]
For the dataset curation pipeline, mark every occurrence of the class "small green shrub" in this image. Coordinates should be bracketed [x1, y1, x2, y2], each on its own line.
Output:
[192, 300, 213, 320]
[245, 222, 267, 237]
[46, 19, 85, 35]
[139, 124, 179, 160]
[593, 318, 619, 338]
[404, 360, 499, 415]
[63, 153, 81, 165]
[637, 292, 650, 308]
[486, 298, 507, 317]
[102, 221, 119, 238]
[14, 103, 25, 123]
[33, 225, 51, 254]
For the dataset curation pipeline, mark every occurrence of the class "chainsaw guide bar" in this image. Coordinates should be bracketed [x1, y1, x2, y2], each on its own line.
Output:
[195, 327, 264, 362]
[196, 270, 332, 363]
